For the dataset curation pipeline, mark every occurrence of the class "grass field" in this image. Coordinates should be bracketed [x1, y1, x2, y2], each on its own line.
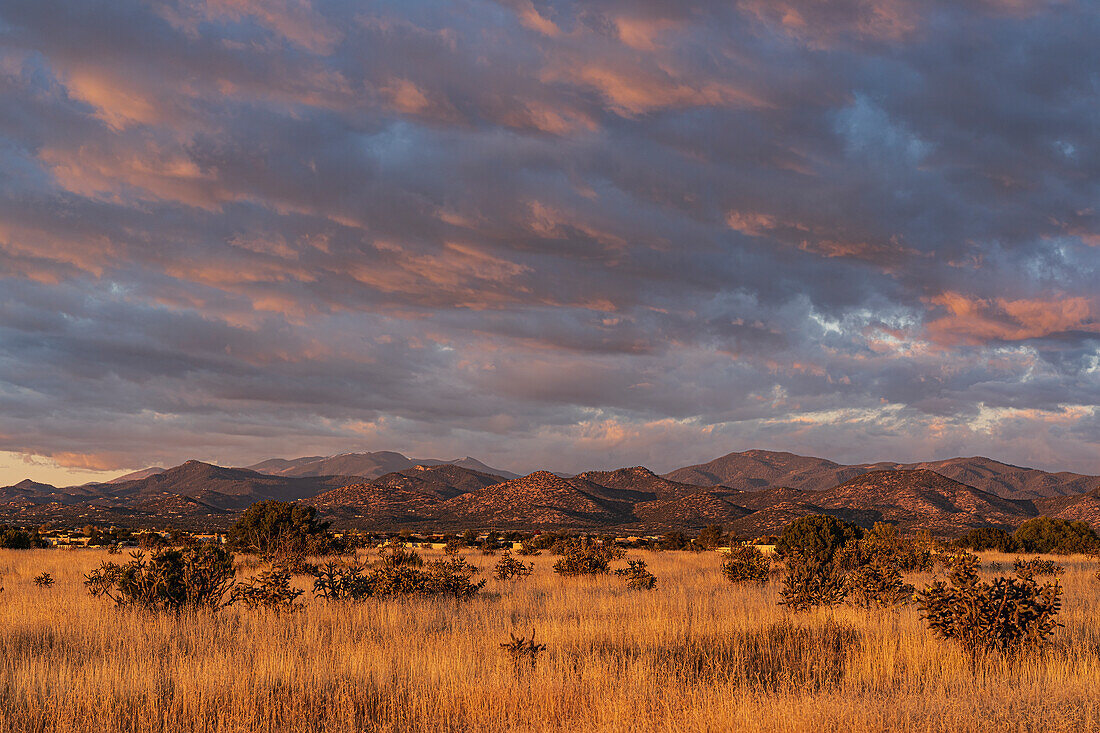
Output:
[0, 547, 1098, 732]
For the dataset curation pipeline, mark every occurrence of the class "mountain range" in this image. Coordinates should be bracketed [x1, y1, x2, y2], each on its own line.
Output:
[1, 449, 1098, 535]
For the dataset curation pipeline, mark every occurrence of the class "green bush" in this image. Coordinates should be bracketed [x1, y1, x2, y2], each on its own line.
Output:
[953, 527, 1018, 553]
[775, 515, 862, 565]
[918, 566, 1062, 658]
[0, 525, 46, 549]
[779, 557, 848, 611]
[227, 501, 332, 558]
[721, 544, 771, 583]
[615, 560, 657, 590]
[231, 566, 305, 613]
[553, 547, 610, 577]
[1013, 517, 1099, 555]
[84, 547, 236, 613]
[311, 554, 484, 600]
[844, 560, 914, 608]
[493, 550, 533, 581]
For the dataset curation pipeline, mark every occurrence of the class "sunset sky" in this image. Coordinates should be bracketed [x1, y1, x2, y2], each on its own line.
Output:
[2, 0, 1099, 484]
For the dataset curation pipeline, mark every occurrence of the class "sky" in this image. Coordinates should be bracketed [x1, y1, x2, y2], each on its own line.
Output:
[1, 0, 1100, 485]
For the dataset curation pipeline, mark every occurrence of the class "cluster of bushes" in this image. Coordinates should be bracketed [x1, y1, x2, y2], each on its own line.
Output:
[770, 517, 925, 611]
[0, 525, 47, 549]
[311, 545, 484, 601]
[954, 518, 1099, 555]
[84, 546, 237, 612]
[550, 542, 657, 589]
[918, 551, 1062, 658]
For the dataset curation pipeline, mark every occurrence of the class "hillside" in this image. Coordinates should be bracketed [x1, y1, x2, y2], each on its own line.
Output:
[370, 464, 506, 499]
[663, 449, 1099, 500]
[433, 471, 635, 528]
[245, 451, 519, 480]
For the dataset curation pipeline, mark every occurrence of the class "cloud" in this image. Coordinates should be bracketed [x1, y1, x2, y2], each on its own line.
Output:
[1, 0, 1100, 482]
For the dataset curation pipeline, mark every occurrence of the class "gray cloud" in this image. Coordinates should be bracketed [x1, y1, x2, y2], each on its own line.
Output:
[1, 0, 1099, 479]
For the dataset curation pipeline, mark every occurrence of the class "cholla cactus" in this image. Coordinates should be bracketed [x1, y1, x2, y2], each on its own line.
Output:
[614, 559, 657, 590]
[493, 550, 533, 581]
[844, 560, 914, 608]
[918, 567, 1062, 658]
[231, 566, 304, 613]
[32, 572, 55, 588]
[500, 629, 546, 671]
[1013, 557, 1063, 578]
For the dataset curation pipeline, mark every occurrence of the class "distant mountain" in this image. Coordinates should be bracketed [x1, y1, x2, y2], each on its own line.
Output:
[434, 471, 635, 528]
[664, 450, 1099, 500]
[303, 483, 437, 524]
[726, 469, 1035, 536]
[108, 467, 166, 483]
[664, 450, 868, 492]
[245, 451, 519, 480]
[1034, 488, 1100, 526]
[95, 460, 360, 511]
[0, 478, 108, 505]
[370, 464, 506, 499]
[576, 466, 710, 500]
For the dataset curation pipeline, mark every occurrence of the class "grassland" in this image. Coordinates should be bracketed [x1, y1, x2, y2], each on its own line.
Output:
[0, 548, 1098, 732]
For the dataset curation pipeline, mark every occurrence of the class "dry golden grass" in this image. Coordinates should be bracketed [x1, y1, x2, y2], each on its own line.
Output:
[0, 547, 1098, 732]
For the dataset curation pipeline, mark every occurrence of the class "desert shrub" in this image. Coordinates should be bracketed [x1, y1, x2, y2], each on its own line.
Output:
[0, 525, 46, 549]
[84, 546, 236, 613]
[32, 572, 54, 588]
[1013, 517, 1099, 555]
[493, 550, 533, 581]
[231, 566, 304, 613]
[500, 630, 546, 672]
[844, 560, 914, 608]
[918, 566, 1062, 658]
[615, 559, 657, 590]
[443, 536, 464, 556]
[694, 524, 726, 550]
[721, 544, 771, 583]
[311, 554, 484, 600]
[954, 527, 1018, 553]
[659, 531, 690, 551]
[136, 532, 169, 550]
[312, 561, 371, 600]
[515, 539, 541, 556]
[779, 557, 848, 611]
[775, 515, 862, 565]
[553, 547, 610, 577]
[842, 522, 934, 572]
[377, 544, 424, 568]
[1013, 557, 1064, 577]
[227, 501, 332, 558]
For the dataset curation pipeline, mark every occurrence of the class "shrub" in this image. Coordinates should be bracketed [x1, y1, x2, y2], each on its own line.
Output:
[659, 531, 690, 551]
[615, 559, 657, 590]
[954, 527, 1018, 553]
[779, 557, 848, 611]
[312, 561, 371, 600]
[843, 522, 934, 572]
[311, 554, 484, 600]
[231, 566, 304, 613]
[493, 551, 533, 581]
[775, 515, 862, 565]
[32, 572, 54, 588]
[1013, 517, 1099, 555]
[694, 524, 726, 550]
[443, 536, 464, 556]
[0, 525, 46, 549]
[553, 547, 610, 577]
[918, 568, 1062, 658]
[1013, 557, 1064, 578]
[84, 546, 236, 613]
[721, 544, 771, 583]
[844, 561, 914, 608]
[377, 544, 424, 568]
[515, 539, 541, 556]
[227, 501, 332, 558]
[500, 630, 546, 672]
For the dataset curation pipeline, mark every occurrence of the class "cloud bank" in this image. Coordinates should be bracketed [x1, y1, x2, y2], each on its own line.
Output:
[1, 0, 1099, 479]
